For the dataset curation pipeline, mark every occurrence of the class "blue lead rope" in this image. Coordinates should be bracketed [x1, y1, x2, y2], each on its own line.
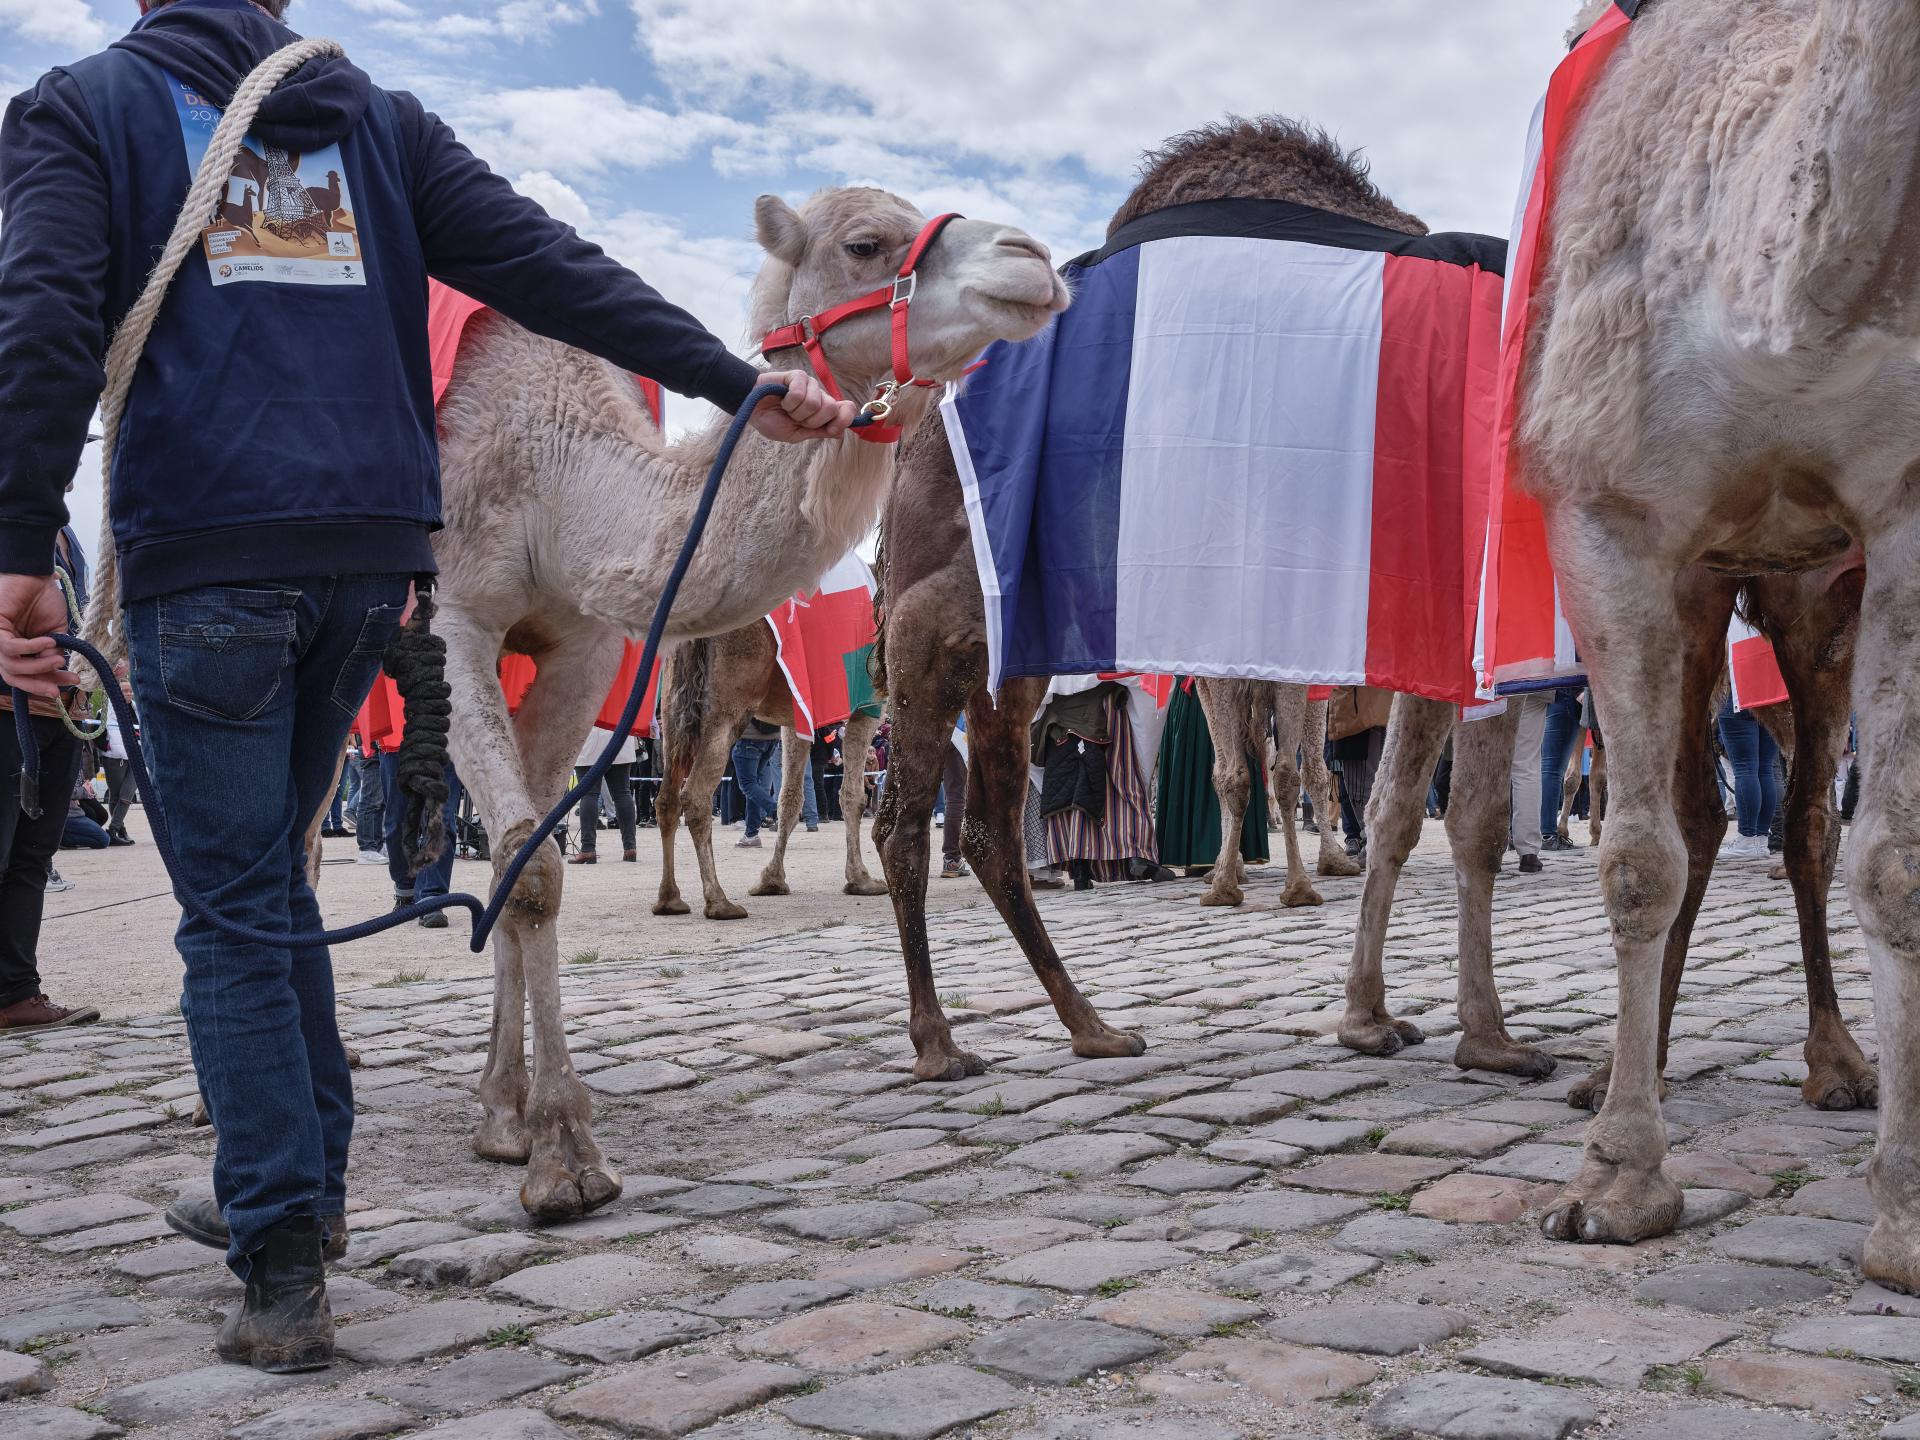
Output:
[14, 383, 855, 955]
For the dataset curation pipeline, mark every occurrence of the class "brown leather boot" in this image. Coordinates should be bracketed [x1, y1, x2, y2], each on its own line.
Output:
[0, 994, 100, 1032]
[167, 1196, 349, 1263]
[217, 1218, 333, 1373]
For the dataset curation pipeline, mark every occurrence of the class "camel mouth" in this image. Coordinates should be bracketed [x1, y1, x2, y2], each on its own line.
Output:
[977, 288, 1069, 339]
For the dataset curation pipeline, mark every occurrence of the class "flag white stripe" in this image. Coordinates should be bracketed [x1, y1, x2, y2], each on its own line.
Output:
[1113, 235, 1382, 683]
[942, 390, 1008, 694]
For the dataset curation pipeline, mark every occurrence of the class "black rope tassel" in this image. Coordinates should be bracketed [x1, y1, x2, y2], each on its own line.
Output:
[383, 577, 453, 874]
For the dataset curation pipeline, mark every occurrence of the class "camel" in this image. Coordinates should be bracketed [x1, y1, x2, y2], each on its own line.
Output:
[652, 621, 886, 920]
[1190, 679, 1357, 908]
[1339, 557, 1874, 1100]
[871, 117, 1433, 1082]
[1552, 725, 1604, 847]
[1499, 0, 1920, 1274]
[431, 186, 1067, 1215]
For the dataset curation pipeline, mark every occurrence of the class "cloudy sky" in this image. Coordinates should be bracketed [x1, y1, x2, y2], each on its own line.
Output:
[4, 0, 1577, 544]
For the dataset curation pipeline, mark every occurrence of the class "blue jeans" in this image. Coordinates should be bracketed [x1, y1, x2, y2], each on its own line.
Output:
[732, 738, 779, 838]
[1538, 687, 1584, 836]
[380, 754, 462, 899]
[127, 575, 408, 1276]
[1718, 698, 1781, 837]
[354, 754, 385, 853]
[800, 747, 820, 827]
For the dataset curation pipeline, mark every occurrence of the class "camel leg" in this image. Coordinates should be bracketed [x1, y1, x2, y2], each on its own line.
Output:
[1590, 744, 1608, 846]
[1339, 694, 1451, 1057]
[839, 710, 888, 895]
[684, 718, 751, 920]
[651, 700, 695, 916]
[1271, 685, 1322, 907]
[1305, 700, 1362, 876]
[1557, 744, 1581, 844]
[1194, 680, 1252, 907]
[302, 744, 345, 892]
[1568, 572, 1735, 1112]
[1445, 703, 1559, 1078]
[750, 726, 811, 897]
[499, 630, 626, 1219]
[1539, 515, 1686, 1247]
[1760, 577, 1876, 1112]
[965, 676, 1144, 1060]
[439, 609, 531, 1163]
[1851, 527, 1920, 1291]
[871, 624, 982, 1081]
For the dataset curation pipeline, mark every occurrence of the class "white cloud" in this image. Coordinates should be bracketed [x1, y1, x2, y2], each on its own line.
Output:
[0, 0, 108, 51]
[630, 0, 1574, 237]
[365, 0, 602, 50]
[444, 85, 741, 176]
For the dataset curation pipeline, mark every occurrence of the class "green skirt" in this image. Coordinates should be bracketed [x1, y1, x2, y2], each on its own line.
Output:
[1154, 682, 1270, 869]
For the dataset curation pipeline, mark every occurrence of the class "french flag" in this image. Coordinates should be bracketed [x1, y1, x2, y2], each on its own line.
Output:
[947, 198, 1505, 707]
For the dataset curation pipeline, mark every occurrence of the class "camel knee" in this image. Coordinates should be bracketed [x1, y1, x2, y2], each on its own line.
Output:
[1598, 822, 1686, 944]
[1851, 829, 1920, 952]
[495, 820, 563, 920]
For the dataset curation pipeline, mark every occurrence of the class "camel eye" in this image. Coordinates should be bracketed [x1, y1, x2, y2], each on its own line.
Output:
[845, 239, 882, 259]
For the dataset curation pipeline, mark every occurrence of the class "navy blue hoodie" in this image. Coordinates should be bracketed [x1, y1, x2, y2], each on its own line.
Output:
[0, 0, 761, 601]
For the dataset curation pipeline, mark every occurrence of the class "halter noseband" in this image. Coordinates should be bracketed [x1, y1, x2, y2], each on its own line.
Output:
[759, 212, 962, 445]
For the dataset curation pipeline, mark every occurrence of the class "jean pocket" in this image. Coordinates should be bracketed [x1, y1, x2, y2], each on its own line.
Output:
[330, 601, 408, 715]
[156, 587, 298, 723]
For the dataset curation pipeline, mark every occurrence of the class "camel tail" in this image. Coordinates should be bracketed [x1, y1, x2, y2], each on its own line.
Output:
[664, 637, 713, 774]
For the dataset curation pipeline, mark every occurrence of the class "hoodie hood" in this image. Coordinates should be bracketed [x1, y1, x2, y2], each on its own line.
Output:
[113, 0, 370, 152]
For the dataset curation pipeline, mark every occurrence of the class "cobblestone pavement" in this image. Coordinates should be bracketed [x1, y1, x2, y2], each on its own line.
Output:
[0, 838, 1901, 1439]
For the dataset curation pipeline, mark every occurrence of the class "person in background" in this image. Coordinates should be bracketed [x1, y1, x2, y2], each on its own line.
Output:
[1717, 695, 1779, 859]
[383, 757, 462, 926]
[1536, 685, 1584, 852]
[569, 727, 638, 863]
[0, 524, 99, 1031]
[732, 717, 781, 849]
[353, 736, 387, 865]
[62, 765, 113, 850]
[1506, 691, 1552, 875]
[100, 707, 138, 845]
[798, 736, 820, 834]
[1327, 686, 1392, 864]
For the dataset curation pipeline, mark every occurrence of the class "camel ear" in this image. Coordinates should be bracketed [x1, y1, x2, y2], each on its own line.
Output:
[755, 195, 807, 267]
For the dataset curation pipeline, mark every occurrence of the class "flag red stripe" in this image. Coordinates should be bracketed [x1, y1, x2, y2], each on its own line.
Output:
[1366, 256, 1505, 704]
[1481, 3, 1635, 689]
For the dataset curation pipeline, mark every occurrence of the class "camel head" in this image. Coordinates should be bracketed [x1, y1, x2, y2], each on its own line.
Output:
[751, 186, 1069, 397]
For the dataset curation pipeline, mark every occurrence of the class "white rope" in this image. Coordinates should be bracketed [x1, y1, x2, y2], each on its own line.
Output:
[84, 37, 345, 667]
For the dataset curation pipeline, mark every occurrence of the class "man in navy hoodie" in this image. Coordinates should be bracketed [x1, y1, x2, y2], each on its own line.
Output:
[0, 0, 852, 1373]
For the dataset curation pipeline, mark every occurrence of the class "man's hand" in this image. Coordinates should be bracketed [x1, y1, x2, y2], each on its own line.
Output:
[750, 370, 858, 443]
[0, 574, 78, 700]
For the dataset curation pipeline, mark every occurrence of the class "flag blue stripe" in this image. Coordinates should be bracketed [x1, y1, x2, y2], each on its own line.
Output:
[954, 247, 1139, 683]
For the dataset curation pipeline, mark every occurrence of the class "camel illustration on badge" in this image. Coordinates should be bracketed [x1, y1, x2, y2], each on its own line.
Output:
[168, 73, 365, 288]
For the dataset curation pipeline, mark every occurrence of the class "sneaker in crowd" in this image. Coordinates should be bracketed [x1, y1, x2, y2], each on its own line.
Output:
[0, 994, 100, 1031]
[354, 848, 387, 866]
[44, 868, 71, 893]
[107, 825, 136, 847]
[1518, 854, 1544, 874]
[805, 823, 819, 833]
[940, 858, 969, 879]
[417, 910, 448, 930]
[1541, 832, 1574, 852]
[736, 834, 761, 849]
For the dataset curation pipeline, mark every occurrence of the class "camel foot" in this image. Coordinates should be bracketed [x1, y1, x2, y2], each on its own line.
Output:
[704, 899, 749, 921]
[748, 877, 790, 897]
[1279, 879, 1324, 908]
[1803, 1052, 1879, 1112]
[913, 1047, 987, 1082]
[521, 1149, 622, 1221]
[1070, 1025, 1147, 1060]
[1199, 884, 1243, 907]
[1864, 1216, 1920, 1295]
[1540, 1165, 1683, 1245]
[1453, 1032, 1557, 1079]
[844, 876, 890, 897]
[1568, 1062, 1611, 1112]
[471, 1111, 532, 1164]
[1339, 1016, 1425, 1057]
[1317, 851, 1363, 878]
[652, 894, 691, 916]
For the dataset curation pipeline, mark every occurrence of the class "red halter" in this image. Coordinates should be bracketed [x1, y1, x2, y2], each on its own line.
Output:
[759, 212, 962, 444]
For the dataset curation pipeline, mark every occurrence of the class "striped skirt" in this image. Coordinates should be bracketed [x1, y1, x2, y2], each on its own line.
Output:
[1046, 690, 1156, 880]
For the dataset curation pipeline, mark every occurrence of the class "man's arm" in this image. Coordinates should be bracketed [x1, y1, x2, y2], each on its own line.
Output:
[0, 75, 108, 575]
[0, 74, 108, 695]
[399, 94, 763, 415]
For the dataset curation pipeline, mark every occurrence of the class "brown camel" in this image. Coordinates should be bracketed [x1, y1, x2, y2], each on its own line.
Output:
[652, 622, 885, 920]
[1553, 716, 1604, 847]
[1191, 679, 1357, 908]
[871, 116, 1435, 1083]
